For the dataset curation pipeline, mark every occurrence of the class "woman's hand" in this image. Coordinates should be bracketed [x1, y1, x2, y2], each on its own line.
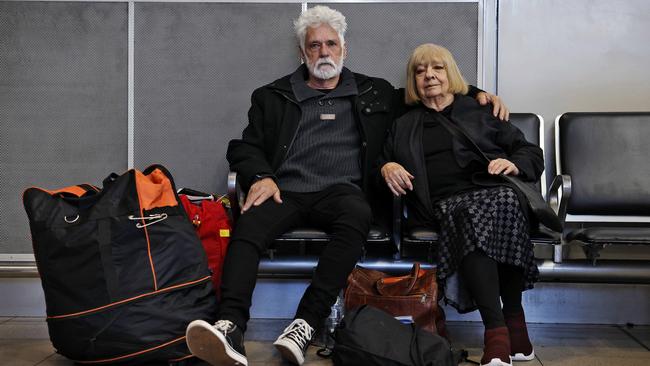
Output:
[488, 158, 519, 176]
[381, 162, 414, 196]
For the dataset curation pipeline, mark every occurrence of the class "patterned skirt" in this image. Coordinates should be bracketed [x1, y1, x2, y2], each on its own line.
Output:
[433, 186, 539, 313]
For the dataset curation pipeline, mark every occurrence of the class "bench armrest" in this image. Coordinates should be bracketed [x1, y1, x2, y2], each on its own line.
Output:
[228, 172, 244, 223]
[392, 194, 402, 255]
[548, 174, 572, 225]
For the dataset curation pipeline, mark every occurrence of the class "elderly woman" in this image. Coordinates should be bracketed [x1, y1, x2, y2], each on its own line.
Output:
[379, 43, 542, 366]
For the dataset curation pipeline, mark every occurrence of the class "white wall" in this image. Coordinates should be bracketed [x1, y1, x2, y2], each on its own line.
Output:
[498, 0, 650, 178]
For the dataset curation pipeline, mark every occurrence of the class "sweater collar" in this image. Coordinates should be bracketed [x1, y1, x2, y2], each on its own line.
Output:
[289, 64, 358, 102]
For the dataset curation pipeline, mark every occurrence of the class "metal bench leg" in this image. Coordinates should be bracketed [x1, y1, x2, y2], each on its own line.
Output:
[553, 242, 565, 263]
[582, 244, 604, 266]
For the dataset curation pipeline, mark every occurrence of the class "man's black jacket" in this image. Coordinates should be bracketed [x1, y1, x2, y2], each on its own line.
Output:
[226, 65, 404, 194]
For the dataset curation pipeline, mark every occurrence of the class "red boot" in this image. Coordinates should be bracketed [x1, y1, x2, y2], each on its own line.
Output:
[504, 311, 534, 361]
[481, 326, 512, 366]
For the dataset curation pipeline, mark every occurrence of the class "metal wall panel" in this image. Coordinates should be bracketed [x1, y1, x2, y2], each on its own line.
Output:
[248, 281, 650, 325]
[498, 0, 650, 184]
[314, 2, 478, 88]
[133, 3, 301, 193]
[0, 2, 128, 254]
[5, 276, 650, 325]
[1, 1, 481, 255]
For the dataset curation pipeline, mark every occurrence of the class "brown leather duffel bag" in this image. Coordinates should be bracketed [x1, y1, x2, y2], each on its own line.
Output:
[344, 263, 445, 336]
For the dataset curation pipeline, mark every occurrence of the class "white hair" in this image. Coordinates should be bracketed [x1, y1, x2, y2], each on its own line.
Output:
[293, 5, 347, 51]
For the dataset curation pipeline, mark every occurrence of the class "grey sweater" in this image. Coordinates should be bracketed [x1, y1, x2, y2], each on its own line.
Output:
[275, 68, 362, 192]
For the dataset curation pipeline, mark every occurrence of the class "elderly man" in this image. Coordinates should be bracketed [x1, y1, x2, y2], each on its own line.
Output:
[186, 6, 508, 366]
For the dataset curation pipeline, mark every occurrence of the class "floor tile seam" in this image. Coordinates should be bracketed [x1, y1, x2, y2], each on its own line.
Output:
[2, 320, 47, 326]
[0, 338, 52, 341]
[617, 325, 650, 352]
[30, 349, 58, 366]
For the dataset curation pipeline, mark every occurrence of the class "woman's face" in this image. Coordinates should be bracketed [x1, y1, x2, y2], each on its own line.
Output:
[415, 61, 449, 100]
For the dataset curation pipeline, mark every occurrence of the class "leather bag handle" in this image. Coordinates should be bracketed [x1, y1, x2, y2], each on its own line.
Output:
[376, 263, 422, 296]
[405, 262, 421, 293]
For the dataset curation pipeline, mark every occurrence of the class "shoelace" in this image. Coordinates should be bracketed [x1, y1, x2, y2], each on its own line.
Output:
[282, 320, 314, 349]
[214, 320, 235, 335]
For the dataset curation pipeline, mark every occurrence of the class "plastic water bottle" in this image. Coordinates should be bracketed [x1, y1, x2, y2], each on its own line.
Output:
[318, 295, 344, 349]
[328, 295, 344, 333]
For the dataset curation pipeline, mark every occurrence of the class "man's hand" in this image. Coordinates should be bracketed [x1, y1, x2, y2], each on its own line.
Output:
[476, 92, 510, 121]
[241, 177, 282, 213]
[488, 158, 519, 176]
[381, 162, 414, 196]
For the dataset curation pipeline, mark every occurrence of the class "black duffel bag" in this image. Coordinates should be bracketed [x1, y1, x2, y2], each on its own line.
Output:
[332, 305, 455, 366]
[23, 164, 217, 364]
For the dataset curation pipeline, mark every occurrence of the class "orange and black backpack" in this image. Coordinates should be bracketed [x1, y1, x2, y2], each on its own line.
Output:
[22, 164, 216, 365]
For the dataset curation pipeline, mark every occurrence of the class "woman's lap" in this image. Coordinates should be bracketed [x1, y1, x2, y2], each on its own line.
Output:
[433, 186, 539, 312]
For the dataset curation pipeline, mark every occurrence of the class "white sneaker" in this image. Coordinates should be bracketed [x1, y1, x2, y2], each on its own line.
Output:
[186, 319, 248, 366]
[512, 348, 535, 361]
[272, 318, 314, 365]
[481, 358, 513, 366]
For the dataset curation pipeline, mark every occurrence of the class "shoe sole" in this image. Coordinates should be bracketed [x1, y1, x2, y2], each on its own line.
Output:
[481, 357, 513, 366]
[512, 349, 535, 361]
[186, 320, 248, 366]
[273, 338, 305, 365]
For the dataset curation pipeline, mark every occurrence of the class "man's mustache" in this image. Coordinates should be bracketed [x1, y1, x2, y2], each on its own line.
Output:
[315, 58, 336, 68]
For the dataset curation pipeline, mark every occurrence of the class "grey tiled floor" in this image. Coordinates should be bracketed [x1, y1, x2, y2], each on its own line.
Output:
[0, 317, 648, 365]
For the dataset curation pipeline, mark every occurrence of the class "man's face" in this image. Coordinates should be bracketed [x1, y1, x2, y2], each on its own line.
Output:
[302, 24, 345, 81]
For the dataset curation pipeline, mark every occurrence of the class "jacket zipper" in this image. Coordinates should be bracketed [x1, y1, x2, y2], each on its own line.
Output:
[354, 84, 373, 192]
[272, 90, 301, 163]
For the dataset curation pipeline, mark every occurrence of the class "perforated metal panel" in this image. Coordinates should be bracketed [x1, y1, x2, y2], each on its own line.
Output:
[314, 2, 478, 87]
[0, 2, 128, 254]
[1, 1, 481, 256]
[134, 3, 301, 193]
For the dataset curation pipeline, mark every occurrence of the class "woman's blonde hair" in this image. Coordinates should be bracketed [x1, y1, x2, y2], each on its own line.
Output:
[405, 43, 468, 105]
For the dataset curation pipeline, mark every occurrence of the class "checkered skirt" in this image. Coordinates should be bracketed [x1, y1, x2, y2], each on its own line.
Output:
[433, 186, 539, 313]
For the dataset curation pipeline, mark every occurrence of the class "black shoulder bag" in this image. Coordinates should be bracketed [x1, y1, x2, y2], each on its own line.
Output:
[330, 305, 458, 366]
[435, 114, 563, 233]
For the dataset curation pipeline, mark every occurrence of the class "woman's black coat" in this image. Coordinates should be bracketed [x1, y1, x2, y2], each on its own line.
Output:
[377, 94, 545, 228]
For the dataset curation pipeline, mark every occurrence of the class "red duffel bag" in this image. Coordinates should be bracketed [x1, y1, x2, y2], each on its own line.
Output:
[178, 189, 231, 299]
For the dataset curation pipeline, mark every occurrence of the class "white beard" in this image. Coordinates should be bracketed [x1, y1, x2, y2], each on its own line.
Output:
[305, 55, 344, 80]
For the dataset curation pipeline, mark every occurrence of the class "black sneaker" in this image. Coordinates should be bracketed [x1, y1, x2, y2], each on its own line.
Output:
[186, 319, 247, 366]
[272, 318, 314, 365]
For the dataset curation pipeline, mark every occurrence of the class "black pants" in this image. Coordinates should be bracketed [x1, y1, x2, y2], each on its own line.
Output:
[218, 184, 372, 332]
[460, 251, 525, 329]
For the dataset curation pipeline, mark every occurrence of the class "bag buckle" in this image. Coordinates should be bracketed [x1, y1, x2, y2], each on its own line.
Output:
[64, 214, 80, 224]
